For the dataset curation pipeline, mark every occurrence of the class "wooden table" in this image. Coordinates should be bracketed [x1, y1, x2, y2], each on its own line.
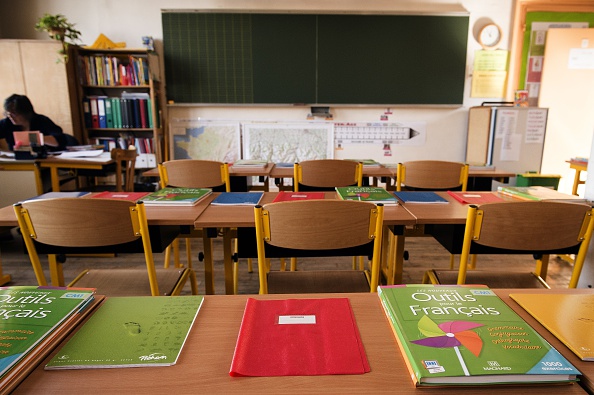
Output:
[37, 153, 115, 192]
[567, 159, 588, 196]
[194, 192, 417, 295]
[0, 158, 43, 195]
[13, 291, 590, 394]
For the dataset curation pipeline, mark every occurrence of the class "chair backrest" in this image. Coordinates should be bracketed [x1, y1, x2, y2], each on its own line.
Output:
[457, 201, 594, 287]
[294, 159, 363, 191]
[396, 160, 469, 191]
[111, 148, 138, 192]
[159, 159, 230, 191]
[254, 199, 383, 294]
[14, 198, 161, 296]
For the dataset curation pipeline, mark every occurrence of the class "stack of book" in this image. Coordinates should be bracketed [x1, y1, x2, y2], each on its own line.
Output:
[377, 284, 580, 387]
[142, 187, 212, 206]
[335, 186, 399, 205]
[0, 286, 98, 393]
[497, 186, 586, 202]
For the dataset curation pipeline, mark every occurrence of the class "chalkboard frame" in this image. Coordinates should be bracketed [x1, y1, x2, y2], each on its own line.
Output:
[162, 11, 469, 106]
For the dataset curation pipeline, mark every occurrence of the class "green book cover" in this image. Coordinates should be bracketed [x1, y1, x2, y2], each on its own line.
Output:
[335, 186, 398, 205]
[46, 296, 204, 369]
[142, 187, 212, 206]
[497, 186, 585, 202]
[0, 286, 95, 378]
[377, 285, 580, 386]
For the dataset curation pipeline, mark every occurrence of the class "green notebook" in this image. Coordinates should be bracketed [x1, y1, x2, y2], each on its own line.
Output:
[335, 186, 398, 205]
[377, 285, 580, 386]
[0, 286, 95, 378]
[45, 296, 204, 369]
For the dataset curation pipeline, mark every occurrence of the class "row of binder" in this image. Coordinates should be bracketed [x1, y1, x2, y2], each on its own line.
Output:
[90, 136, 154, 154]
[78, 55, 149, 86]
[83, 96, 154, 130]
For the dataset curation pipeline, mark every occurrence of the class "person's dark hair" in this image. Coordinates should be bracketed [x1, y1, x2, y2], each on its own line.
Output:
[4, 94, 35, 118]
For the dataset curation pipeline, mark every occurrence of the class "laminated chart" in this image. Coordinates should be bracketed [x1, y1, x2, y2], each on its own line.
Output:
[169, 119, 241, 162]
[242, 122, 334, 163]
[334, 122, 426, 159]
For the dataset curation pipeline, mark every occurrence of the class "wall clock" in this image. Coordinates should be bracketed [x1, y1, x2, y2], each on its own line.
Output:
[478, 23, 502, 50]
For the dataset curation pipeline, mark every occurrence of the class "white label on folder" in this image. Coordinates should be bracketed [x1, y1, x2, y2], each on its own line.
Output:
[278, 315, 316, 324]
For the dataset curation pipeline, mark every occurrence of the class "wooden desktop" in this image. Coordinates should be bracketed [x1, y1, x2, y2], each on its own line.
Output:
[12, 290, 593, 394]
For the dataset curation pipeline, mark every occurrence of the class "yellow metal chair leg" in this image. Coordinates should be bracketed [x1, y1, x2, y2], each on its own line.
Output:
[202, 234, 215, 294]
[534, 254, 550, 281]
[48, 254, 65, 286]
[290, 257, 297, 271]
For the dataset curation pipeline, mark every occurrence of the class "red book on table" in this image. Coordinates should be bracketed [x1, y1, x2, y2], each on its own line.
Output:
[447, 191, 504, 204]
[229, 298, 370, 377]
[272, 191, 325, 202]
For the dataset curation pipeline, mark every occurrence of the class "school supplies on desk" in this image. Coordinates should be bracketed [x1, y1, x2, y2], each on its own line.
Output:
[377, 284, 580, 387]
[230, 298, 369, 377]
[394, 191, 448, 204]
[335, 186, 398, 205]
[447, 191, 504, 204]
[497, 186, 585, 202]
[142, 187, 212, 206]
[210, 192, 263, 206]
[90, 191, 150, 201]
[510, 293, 594, 361]
[272, 191, 325, 202]
[22, 191, 90, 202]
[46, 296, 204, 369]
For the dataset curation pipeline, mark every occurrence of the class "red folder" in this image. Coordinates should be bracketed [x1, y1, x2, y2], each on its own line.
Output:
[447, 191, 504, 204]
[230, 298, 370, 377]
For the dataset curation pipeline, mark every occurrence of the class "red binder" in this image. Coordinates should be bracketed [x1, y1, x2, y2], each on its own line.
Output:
[230, 298, 370, 377]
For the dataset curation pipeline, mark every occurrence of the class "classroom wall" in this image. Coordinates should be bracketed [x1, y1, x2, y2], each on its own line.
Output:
[0, 0, 514, 164]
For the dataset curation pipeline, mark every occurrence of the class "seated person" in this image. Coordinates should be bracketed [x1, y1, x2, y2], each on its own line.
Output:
[0, 94, 69, 151]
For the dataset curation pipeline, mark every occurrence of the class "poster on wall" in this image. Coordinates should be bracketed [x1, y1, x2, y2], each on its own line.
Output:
[242, 122, 334, 163]
[169, 119, 241, 162]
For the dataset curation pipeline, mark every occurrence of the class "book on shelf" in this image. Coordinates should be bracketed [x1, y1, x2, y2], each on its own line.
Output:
[142, 187, 212, 206]
[232, 159, 268, 168]
[272, 191, 325, 202]
[45, 295, 204, 369]
[446, 191, 504, 204]
[510, 293, 594, 361]
[210, 192, 264, 206]
[229, 298, 369, 377]
[497, 186, 586, 202]
[335, 186, 399, 205]
[22, 191, 90, 202]
[0, 286, 96, 380]
[393, 191, 449, 204]
[90, 191, 150, 201]
[377, 284, 580, 387]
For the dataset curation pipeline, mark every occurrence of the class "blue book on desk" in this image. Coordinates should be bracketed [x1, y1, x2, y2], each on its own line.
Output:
[210, 192, 264, 206]
[393, 191, 448, 204]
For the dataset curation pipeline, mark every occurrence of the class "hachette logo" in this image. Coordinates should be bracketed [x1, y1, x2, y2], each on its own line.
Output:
[139, 353, 167, 361]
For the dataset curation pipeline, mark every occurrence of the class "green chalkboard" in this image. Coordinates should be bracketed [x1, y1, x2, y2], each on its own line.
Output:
[162, 12, 469, 105]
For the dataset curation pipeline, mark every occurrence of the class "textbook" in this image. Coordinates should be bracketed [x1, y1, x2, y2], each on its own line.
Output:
[230, 298, 369, 376]
[272, 191, 325, 202]
[346, 158, 381, 167]
[45, 295, 204, 369]
[510, 293, 594, 361]
[0, 286, 96, 379]
[447, 191, 504, 205]
[394, 191, 449, 204]
[335, 186, 398, 205]
[497, 186, 585, 202]
[142, 187, 212, 206]
[90, 191, 150, 201]
[377, 284, 580, 386]
[210, 192, 264, 206]
[22, 191, 90, 202]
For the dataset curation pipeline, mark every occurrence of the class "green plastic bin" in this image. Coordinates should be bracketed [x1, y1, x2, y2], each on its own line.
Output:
[515, 173, 561, 190]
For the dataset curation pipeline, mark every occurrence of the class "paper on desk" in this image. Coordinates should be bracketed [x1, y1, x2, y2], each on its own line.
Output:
[229, 298, 370, 376]
[57, 150, 104, 158]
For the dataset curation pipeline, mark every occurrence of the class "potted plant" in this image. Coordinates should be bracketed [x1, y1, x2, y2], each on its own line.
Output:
[35, 13, 81, 62]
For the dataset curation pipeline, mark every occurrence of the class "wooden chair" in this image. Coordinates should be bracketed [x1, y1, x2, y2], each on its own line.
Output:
[423, 201, 594, 288]
[159, 159, 230, 294]
[76, 147, 138, 192]
[396, 160, 470, 269]
[14, 198, 197, 296]
[292, 159, 364, 271]
[396, 160, 469, 191]
[254, 199, 384, 294]
[294, 159, 363, 191]
[111, 148, 138, 192]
